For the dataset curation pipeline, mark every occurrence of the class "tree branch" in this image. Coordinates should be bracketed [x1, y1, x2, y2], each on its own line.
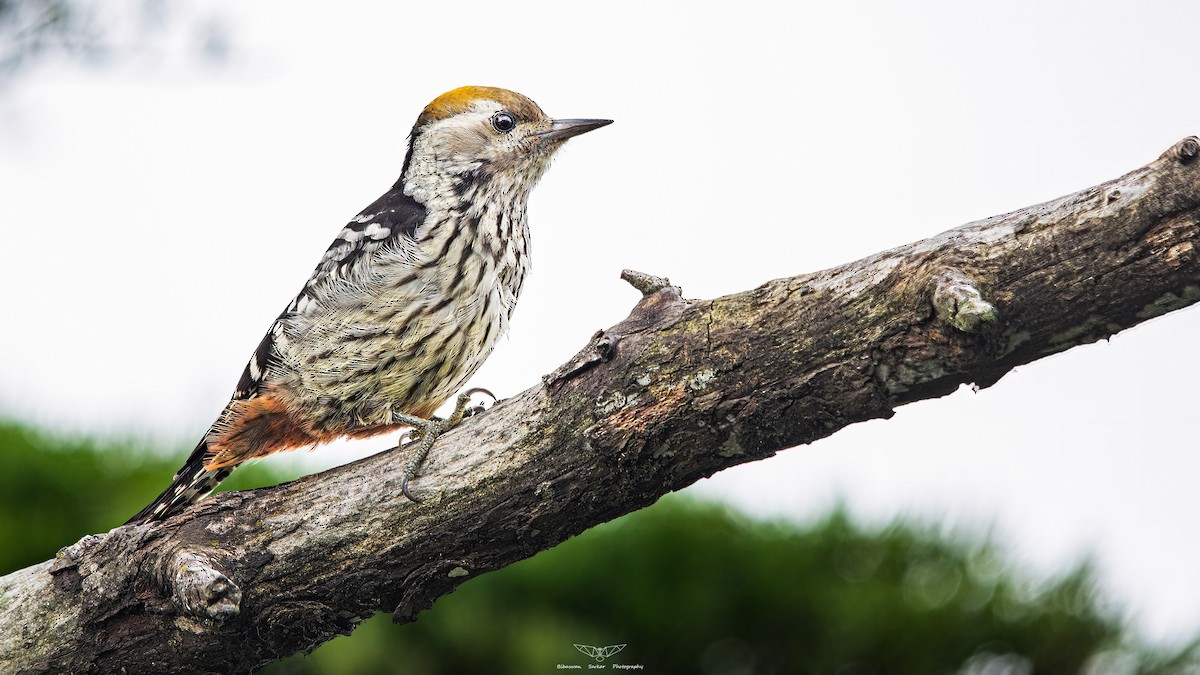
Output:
[3, 137, 1199, 674]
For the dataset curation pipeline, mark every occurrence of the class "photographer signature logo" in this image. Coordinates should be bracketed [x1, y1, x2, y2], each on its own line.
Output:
[557, 642, 643, 669]
[573, 643, 626, 662]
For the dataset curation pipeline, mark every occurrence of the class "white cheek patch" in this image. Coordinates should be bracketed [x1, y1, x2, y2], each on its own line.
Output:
[410, 99, 535, 177]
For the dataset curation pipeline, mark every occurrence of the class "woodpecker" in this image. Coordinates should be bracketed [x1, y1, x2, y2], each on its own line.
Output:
[127, 86, 611, 523]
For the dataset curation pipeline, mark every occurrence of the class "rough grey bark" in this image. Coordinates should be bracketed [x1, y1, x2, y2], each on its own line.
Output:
[2, 137, 1199, 674]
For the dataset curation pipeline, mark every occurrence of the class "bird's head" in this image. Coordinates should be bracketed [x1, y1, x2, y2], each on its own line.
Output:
[400, 86, 611, 203]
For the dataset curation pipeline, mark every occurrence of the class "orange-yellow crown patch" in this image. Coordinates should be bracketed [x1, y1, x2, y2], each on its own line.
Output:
[414, 86, 546, 129]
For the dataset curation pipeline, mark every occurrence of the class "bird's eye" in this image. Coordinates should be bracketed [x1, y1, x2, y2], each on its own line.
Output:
[491, 111, 516, 133]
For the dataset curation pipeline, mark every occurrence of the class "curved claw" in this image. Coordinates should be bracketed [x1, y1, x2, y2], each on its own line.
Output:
[401, 472, 421, 502]
[462, 387, 497, 404]
[458, 388, 497, 420]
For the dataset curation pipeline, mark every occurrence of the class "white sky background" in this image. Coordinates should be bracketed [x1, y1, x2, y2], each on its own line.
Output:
[1, 0, 1199, 644]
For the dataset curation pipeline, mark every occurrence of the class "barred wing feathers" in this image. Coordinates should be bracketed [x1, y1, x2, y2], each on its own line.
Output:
[231, 186, 426, 402]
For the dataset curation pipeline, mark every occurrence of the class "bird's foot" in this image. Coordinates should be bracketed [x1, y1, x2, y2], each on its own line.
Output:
[393, 388, 496, 501]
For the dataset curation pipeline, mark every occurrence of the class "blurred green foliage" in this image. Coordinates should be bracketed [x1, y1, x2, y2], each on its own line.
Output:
[2, 418, 1197, 674]
[0, 421, 285, 574]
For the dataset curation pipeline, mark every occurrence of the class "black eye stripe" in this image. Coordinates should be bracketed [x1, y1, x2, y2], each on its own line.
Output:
[491, 111, 516, 133]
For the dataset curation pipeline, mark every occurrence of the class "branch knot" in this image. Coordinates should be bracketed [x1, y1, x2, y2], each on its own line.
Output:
[158, 547, 242, 623]
[1175, 136, 1199, 164]
[932, 269, 998, 333]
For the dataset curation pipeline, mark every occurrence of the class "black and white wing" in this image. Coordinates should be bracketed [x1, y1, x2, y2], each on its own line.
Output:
[230, 185, 427, 401]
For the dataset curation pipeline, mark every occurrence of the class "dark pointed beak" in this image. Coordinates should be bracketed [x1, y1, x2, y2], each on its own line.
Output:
[534, 118, 613, 143]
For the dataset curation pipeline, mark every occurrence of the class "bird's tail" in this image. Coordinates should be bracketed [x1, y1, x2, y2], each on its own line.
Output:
[125, 439, 234, 524]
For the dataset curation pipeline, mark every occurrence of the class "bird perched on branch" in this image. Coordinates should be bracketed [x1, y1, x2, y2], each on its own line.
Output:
[127, 86, 611, 523]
